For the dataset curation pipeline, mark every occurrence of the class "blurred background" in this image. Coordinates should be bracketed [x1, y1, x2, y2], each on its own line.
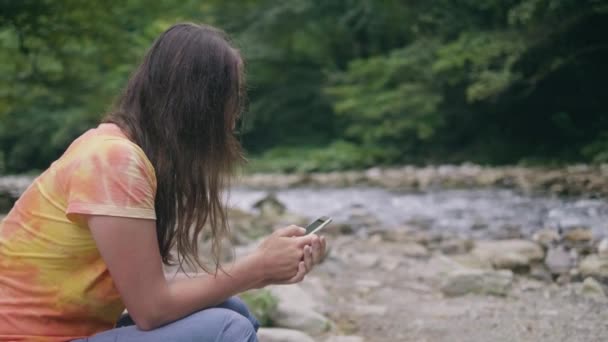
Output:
[1, 0, 607, 174]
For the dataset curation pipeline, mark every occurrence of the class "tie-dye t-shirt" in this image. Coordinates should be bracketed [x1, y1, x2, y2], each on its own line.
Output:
[0, 123, 157, 341]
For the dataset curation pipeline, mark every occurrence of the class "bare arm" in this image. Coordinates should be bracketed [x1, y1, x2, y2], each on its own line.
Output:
[88, 216, 317, 330]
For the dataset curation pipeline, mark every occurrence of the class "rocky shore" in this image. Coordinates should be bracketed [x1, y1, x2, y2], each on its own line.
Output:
[238, 164, 608, 197]
[221, 195, 608, 342]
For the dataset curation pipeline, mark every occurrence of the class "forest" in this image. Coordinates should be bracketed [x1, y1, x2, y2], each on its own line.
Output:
[1, 0, 607, 173]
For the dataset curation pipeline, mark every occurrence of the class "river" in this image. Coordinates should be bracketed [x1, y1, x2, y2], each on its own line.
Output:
[229, 187, 608, 239]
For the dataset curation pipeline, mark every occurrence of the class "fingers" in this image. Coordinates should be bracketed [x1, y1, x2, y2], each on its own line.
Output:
[293, 234, 316, 247]
[303, 245, 313, 272]
[284, 261, 306, 284]
[275, 225, 306, 238]
[311, 236, 322, 265]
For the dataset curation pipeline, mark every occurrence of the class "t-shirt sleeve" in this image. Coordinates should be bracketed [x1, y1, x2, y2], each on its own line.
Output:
[65, 138, 157, 221]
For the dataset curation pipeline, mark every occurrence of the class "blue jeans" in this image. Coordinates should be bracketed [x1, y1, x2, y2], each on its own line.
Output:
[72, 297, 259, 342]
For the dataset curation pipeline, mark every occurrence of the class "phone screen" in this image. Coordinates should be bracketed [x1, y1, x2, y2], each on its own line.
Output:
[305, 216, 331, 235]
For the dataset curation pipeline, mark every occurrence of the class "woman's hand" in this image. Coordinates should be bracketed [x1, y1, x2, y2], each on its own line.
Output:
[253, 225, 326, 286]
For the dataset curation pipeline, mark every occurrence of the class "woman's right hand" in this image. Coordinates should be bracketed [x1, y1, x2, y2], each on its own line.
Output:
[253, 225, 315, 286]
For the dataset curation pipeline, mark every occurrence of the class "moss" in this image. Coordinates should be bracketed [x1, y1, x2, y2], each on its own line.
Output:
[240, 289, 279, 327]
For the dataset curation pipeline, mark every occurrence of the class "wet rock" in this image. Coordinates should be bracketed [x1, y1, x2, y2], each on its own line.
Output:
[257, 328, 315, 342]
[439, 239, 474, 255]
[441, 269, 513, 297]
[472, 239, 544, 271]
[253, 193, 286, 218]
[532, 228, 560, 248]
[529, 262, 553, 282]
[268, 285, 331, 335]
[545, 246, 573, 276]
[563, 227, 594, 243]
[579, 254, 608, 281]
[580, 277, 606, 298]
[346, 207, 381, 231]
[563, 227, 595, 254]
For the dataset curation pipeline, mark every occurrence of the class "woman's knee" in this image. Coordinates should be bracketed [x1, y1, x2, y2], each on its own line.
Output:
[194, 308, 257, 341]
[218, 296, 260, 330]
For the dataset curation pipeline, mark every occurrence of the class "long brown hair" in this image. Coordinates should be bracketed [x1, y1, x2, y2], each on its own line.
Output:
[105, 23, 246, 272]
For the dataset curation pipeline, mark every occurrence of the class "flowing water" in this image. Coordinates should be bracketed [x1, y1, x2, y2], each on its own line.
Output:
[230, 187, 608, 239]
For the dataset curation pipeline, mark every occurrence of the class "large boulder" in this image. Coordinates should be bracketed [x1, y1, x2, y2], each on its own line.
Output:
[441, 269, 513, 297]
[472, 239, 544, 271]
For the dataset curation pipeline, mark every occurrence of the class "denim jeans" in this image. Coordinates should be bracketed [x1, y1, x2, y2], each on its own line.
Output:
[72, 296, 259, 342]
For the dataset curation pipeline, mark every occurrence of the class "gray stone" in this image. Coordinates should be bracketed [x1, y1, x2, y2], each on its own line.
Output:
[352, 253, 380, 268]
[529, 262, 553, 282]
[598, 239, 608, 258]
[325, 336, 365, 342]
[441, 269, 513, 297]
[257, 328, 315, 342]
[579, 254, 608, 280]
[268, 285, 331, 335]
[545, 246, 573, 275]
[353, 304, 388, 316]
[472, 239, 544, 270]
[581, 277, 606, 298]
[438, 239, 474, 255]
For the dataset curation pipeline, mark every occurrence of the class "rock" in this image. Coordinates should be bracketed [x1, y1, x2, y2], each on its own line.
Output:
[545, 246, 573, 275]
[352, 304, 388, 316]
[563, 227, 593, 243]
[375, 228, 437, 245]
[257, 328, 315, 342]
[438, 239, 474, 255]
[352, 253, 380, 268]
[580, 277, 606, 298]
[253, 193, 286, 218]
[529, 262, 553, 282]
[563, 227, 595, 254]
[441, 269, 513, 297]
[597, 239, 608, 258]
[448, 253, 493, 270]
[325, 336, 364, 342]
[401, 242, 430, 258]
[532, 228, 560, 248]
[472, 239, 544, 271]
[268, 285, 331, 335]
[579, 254, 608, 280]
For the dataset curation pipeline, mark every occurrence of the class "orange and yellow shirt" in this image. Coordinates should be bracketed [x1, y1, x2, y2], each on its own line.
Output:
[0, 123, 157, 341]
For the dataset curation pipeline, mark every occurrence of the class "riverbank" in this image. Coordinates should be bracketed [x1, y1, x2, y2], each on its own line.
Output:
[3, 164, 608, 207]
[238, 164, 608, 197]
[226, 194, 608, 341]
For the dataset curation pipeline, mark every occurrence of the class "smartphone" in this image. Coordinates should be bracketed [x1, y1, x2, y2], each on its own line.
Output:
[305, 216, 332, 235]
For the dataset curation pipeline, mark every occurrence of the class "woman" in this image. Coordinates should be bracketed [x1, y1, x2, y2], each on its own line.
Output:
[0, 23, 326, 341]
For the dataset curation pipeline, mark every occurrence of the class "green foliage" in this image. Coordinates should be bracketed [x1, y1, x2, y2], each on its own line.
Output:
[249, 141, 396, 173]
[239, 289, 278, 327]
[1, 0, 608, 173]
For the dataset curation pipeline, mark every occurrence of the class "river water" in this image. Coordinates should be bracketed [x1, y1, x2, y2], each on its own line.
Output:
[229, 187, 608, 239]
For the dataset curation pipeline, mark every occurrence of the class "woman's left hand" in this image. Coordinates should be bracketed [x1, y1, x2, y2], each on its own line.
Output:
[303, 234, 326, 274]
